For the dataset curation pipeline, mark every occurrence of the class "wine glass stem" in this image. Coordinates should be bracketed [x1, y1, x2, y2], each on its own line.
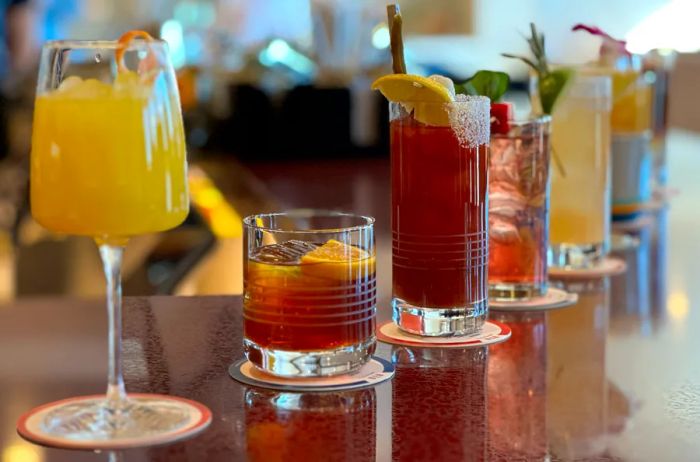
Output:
[99, 244, 127, 409]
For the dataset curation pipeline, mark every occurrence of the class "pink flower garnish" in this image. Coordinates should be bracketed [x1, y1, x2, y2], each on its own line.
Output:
[572, 23, 630, 56]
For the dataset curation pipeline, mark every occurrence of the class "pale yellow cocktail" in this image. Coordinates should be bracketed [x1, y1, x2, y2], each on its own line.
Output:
[545, 74, 612, 267]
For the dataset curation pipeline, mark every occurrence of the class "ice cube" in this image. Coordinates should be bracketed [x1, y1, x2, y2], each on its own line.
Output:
[74, 78, 112, 98]
[490, 181, 526, 218]
[114, 70, 140, 91]
[490, 204, 521, 219]
[490, 217, 520, 244]
[57, 76, 83, 93]
[252, 240, 318, 264]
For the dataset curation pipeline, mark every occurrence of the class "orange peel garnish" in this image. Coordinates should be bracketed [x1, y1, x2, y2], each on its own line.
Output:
[116, 30, 154, 74]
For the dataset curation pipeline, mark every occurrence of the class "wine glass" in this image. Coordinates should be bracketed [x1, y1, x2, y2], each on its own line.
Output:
[21, 34, 209, 446]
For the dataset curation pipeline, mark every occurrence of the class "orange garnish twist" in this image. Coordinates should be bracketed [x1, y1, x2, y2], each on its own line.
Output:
[116, 30, 154, 73]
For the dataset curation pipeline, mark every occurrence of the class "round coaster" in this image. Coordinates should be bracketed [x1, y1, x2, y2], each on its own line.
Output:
[229, 357, 394, 392]
[548, 257, 627, 280]
[17, 393, 212, 450]
[376, 320, 511, 348]
[490, 287, 578, 312]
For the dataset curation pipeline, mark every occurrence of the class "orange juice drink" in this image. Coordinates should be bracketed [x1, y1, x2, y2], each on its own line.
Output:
[31, 74, 189, 242]
[610, 69, 651, 134]
[584, 67, 651, 134]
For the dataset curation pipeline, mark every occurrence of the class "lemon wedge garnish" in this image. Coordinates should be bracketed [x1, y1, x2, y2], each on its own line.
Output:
[301, 239, 375, 282]
[371, 74, 454, 102]
[371, 74, 454, 126]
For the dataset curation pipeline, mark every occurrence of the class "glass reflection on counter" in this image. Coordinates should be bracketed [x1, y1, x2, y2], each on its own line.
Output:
[488, 312, 547, 460]
[650, 208, 668, 323]
[610, 228, 651, 335]
[547, 279, 610, 459]
[244, 388, 376, 462]
[611, 208, 668, 335]
[391, 346, 488, 461]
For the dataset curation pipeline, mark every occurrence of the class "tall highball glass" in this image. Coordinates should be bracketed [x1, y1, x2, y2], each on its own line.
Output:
[489, 115, 551, 299]
[390, 99, 490, 336]
[533, 74, 612, 268]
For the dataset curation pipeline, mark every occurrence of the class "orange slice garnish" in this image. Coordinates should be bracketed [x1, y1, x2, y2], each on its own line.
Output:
[116, 30, 154, 74]
[300, 239, 375, 281]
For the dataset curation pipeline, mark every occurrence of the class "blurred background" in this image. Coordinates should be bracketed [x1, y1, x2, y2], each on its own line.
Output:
[0, 0, 696, 299]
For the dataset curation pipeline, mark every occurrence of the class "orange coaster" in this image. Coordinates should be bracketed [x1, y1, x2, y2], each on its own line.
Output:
[17, 394, 211, 450]
[490, 287, 578, 312]
[377, 320, 511, 348]
[230, 357, 394, 392]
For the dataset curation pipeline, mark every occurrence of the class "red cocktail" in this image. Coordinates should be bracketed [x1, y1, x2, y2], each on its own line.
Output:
[390, 98, 490, 335]
[243, 211, 376, 377]
[489, 115, 551, 300]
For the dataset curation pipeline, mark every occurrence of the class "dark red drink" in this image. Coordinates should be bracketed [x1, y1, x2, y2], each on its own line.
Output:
[243, 212, 376, 377]
[390, 99, 490, 335]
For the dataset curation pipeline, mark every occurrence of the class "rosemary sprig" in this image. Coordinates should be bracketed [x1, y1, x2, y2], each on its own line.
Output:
[502, 23, 572, 177]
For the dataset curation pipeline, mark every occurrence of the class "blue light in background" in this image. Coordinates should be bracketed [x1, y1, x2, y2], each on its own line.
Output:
[174, 0, 216, 28]
[161, 19, 186, 69]
[371, 24, 390, 50]
[258, 39, 316, 77]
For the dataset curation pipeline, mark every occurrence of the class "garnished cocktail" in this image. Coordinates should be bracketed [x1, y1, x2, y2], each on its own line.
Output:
[574, 24, 653, 218]
[32, 67, 188, 239]
[506, 24, 612, 269]
[373, 6, 490, 336]
[25, 32, 206, 444]
[545, 75, 612, 266]
[243, 211, 376, 377]
[489, 114, 551, 300]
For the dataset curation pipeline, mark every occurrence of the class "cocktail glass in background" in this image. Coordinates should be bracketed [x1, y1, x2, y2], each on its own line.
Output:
[584, 63, 653, 218]
[610, 132, 652, 218]
[29, 38, 198, 440]
[243, 210, 376, 377]
[489, 115, 551, 300]
[532, 74, 612, 269]
[644, 50, 675, 188]
[607, 66, 652, 134]
[390, 98, 490, 336]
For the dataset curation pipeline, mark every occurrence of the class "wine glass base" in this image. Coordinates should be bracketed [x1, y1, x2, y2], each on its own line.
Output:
[17, 393, 211, 450]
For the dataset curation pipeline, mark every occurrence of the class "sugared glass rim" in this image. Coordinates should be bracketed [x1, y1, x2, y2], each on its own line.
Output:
[243, 209, 375, 234]
[388, 95, 489, 106]
[42, 39, 167, 49]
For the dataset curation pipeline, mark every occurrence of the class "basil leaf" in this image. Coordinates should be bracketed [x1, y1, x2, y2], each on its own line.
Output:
[539, 67, 574, 114]
[457, 70, 510, 102]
